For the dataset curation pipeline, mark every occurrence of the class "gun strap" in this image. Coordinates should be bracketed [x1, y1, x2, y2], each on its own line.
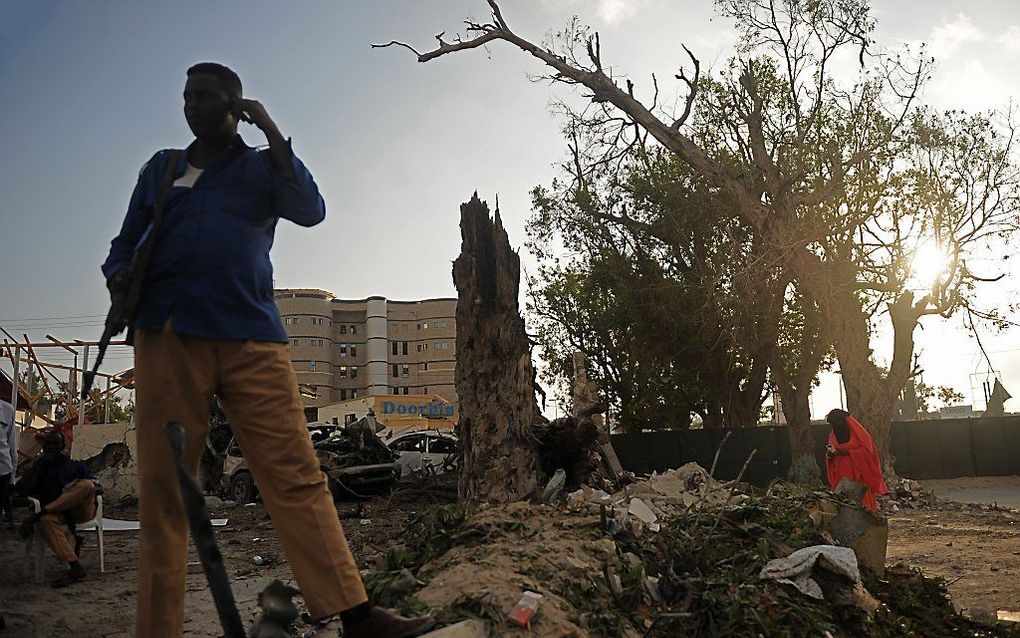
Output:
[129, 150, 182, 288]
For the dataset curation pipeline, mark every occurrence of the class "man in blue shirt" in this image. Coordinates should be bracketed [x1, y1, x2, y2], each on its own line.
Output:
[102, 63, 433, 638]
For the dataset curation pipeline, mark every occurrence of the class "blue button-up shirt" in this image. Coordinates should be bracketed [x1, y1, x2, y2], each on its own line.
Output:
[102, 136, 325, 343]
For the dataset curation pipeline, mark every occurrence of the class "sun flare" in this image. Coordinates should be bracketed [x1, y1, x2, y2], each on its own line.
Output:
[910, 242, 951, 287]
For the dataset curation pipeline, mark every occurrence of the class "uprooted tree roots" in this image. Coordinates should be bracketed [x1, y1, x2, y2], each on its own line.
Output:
[363, 477, 1020, 638]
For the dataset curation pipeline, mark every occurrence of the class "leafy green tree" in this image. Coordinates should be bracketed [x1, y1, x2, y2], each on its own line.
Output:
[385, 0, 1020, 478]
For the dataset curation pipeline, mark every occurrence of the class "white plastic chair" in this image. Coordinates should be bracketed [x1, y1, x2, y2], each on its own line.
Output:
[24, 494, 105, 583]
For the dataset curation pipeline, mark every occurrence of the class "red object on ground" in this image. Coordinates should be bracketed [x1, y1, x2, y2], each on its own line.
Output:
[825, 415, 889, 511]
[508, 591, 543, 628]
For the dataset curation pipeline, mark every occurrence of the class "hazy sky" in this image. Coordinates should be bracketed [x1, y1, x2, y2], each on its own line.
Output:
[2, 0, 1019, 417]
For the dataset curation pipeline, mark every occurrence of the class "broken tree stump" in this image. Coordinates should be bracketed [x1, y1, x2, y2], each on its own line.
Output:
[453, 193, 544, 505]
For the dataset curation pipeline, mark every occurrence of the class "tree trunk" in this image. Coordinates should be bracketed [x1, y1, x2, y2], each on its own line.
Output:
[777, 380, 821, 484]
[790, 249, 908, 479]
[453, 193, 544, 505]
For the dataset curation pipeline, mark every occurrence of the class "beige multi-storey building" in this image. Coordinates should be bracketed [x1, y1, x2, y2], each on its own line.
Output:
[274, 289, 457, 409]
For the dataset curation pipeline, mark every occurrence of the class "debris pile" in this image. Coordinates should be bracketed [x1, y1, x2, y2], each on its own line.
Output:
[363, 463, 1020, 637]
[884, 478, 940, 510]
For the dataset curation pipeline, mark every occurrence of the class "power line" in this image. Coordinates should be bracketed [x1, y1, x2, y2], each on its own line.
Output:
[0, 314, 106, 322]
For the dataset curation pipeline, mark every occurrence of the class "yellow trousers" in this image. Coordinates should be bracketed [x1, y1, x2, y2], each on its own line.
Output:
[134, 323, 367, 638]
[38, 479, 96, 564]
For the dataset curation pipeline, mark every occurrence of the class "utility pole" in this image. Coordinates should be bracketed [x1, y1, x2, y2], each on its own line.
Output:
[105, 376, 112, 424]
[9, 345, 20, 420]
[77, 344, 90, 426]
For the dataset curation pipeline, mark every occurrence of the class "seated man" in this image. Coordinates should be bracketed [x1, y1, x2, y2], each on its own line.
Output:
[15, 431, 98, 587]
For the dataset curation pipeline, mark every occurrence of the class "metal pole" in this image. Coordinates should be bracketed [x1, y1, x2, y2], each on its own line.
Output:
[9, 345, 20, 414]
[10, 345, 20, 474]
[67, 368, 74, 421]
[26, 354, 35, 426]
[105, 376, 111, 424]
[78, 345, 90, 426]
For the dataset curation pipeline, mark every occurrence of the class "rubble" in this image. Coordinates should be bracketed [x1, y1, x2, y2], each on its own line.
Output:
[358, 463, 1020, 637]
[885, 478, 940, 509]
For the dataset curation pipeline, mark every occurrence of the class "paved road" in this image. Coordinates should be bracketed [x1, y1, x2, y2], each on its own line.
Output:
[933, 487, 1020, 509]
[921, 477, 1020, 509]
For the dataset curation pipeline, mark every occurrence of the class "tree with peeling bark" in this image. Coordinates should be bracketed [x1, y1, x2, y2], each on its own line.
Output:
[377, 0, 1020, 479]
[453, 193, 545, 504]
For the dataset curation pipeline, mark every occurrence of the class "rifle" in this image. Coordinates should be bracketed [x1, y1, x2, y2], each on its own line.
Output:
[164, 421, 246, 638]
[82, 150, 181, 401]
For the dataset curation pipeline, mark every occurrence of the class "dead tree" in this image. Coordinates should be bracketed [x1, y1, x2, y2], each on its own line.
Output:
[453, 193, 544, 504]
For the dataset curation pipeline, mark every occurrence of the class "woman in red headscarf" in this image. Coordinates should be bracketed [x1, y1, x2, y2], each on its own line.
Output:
[825, 409, 889, 511]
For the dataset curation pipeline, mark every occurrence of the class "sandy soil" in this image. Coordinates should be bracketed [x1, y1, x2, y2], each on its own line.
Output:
[3, 489, 1019, 636]
[0, 496, 424, 637]
[886, 505, 1020, 615]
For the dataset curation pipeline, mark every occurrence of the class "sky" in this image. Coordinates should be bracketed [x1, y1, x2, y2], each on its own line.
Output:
[1, 0, 1019, 418]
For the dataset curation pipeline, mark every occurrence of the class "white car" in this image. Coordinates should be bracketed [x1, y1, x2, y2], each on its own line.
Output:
[388, 431, 458, 477]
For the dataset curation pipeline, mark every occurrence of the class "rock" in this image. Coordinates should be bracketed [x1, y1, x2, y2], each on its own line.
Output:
[834, 478, 867, 502]
[645, 576, 663, 603]
[419, 619, 488, 638]
[204, 495, 224, 509]
[589, 538, 617, 558]
[825, 505, 888, 577]
[627, 498, 658, 525]
[541, 469, 567, 504]
[389, 569, 420, 596]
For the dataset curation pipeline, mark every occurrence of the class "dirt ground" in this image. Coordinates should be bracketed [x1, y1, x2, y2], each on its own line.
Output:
[0, 494, 429, 637]
[2, 484, 1019, 637]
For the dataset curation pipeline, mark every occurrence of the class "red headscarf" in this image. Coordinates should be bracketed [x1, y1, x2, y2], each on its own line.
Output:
[826, 415, 889, 511]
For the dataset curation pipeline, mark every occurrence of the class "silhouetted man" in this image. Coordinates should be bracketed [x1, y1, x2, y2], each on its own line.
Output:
[15, 431, 97, 587]
[102, 62, 433, 638]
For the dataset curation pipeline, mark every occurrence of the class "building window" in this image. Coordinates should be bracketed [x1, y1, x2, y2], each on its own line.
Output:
[402, 364, 410, 378]
[434, 342, 449, 350]
[339, 366, 348, 379]
[423, 386, 428, 394]
[339, 344, 347, 357]
[417, 343, 429, 352]
[294, 317, 300, 324]
[423, 362, 429, 371]
[392, 364, 399, 378]
[352, 389, 358, 399]
[310, 361, 317, 371]
[392, 342, 398, 356]
[292, 339, 299, 346]
[340, 325, 347, 334]
[340, 389, 348, 401]
[345, 413, 357, 425]
[402, 341, 408, 355]
[350, 345, 357, 357]
[351, 325, 358, 335]
[351, 366, 358, 380]
[403, 387, 410, 395]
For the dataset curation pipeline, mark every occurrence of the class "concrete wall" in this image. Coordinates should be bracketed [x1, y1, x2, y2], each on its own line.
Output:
[71, 422, 138, 503]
